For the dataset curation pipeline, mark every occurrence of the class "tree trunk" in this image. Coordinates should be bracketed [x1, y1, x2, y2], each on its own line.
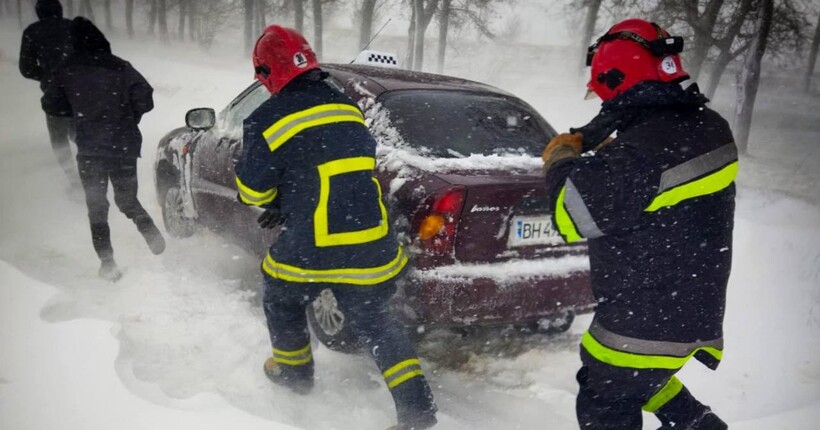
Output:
[436, 0, 451, 74]
[65, 0, 74, 17]
[16, 0, 21, 28]
[579, 0, 602, 72]
[704, 52, 733, 100]
[255, 0, 267, 38]
[188, 0, 196, 41]
[79, 0, 95, 21]
[149, 0, 157, 35]
[411, 0, 439, 71]
[293, 0, 304, 33]
[104, 0, 112, 31]
[359, 0, 377, 51]
[803, 13, 820, 92]
[125, 0, 134, 37]
[158, 0, 168, 42]
[734, 0, 774, 153]
[686, 0, 725, 82]
[178, 0, 186, 40]
[405, 1, 416, 70]
[312, 0, 323, 59]
[244, 0, 254, 54]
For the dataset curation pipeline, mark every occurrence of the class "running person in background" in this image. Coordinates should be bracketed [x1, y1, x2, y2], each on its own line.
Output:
[42, 17, 165, 281]
[19, 0, 77, 186]
[235, 25, 437, 430]
[542, 19, 736, 430]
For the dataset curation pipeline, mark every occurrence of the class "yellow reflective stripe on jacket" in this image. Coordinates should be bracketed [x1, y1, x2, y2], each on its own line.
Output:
[236, 176, 278, 206]
[383, 358, 424, 389]
[645, 144, 738, 212]
[262, 246, 408, 285]
[554, 184, 583, 243]
[581, 331, 723, 370]
[272, 344, 312, 366]
[645, 162, 738, 212]
[643, 376, 683, 413]
[262, 103, 365, 153]
[314, 157, 389, 247]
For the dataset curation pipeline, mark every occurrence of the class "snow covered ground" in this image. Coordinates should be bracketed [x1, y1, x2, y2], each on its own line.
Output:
[1, 16, 820, 430]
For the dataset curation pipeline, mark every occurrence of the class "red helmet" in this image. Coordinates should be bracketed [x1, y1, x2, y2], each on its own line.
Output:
[586, 19, 688, 101]
[253, 25, 319, 94]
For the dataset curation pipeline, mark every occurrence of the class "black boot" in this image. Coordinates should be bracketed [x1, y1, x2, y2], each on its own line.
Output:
[263, 357, 314, 395]
[657, 408, 728, 430]
[135, 215, 166, 255]
[90, 223, 121, 281]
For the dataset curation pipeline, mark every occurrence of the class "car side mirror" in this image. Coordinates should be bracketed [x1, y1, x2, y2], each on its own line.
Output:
[185, 108, 216, 130]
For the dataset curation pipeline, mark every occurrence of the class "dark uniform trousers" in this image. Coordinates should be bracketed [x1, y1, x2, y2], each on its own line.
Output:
[45, 114, 77, 184]
[77, 155, 152, 261]
[263, 276, 436, 421]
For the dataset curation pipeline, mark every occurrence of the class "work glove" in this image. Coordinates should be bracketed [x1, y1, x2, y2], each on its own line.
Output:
[542, 132, 583, 173]
[257, 207, 286, 229]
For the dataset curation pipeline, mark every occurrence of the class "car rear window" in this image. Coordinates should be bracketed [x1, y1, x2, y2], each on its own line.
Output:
[378, 90, 553, 158]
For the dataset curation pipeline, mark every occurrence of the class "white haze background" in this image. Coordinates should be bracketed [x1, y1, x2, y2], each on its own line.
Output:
[1, 1, 819, 429]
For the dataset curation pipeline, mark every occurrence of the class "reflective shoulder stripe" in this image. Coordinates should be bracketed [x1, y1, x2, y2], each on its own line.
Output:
[563, 178, 604, 239]
[645, 143, 738, 212]
[262, 103, 365, 153]
[554, 185, 583, 243]
[383, 358, 425, 389]
[236, 176, 277, 206]
[582, 321, 723, 370]
[643, 376, 683, 413]
[262, 246, 408, 285]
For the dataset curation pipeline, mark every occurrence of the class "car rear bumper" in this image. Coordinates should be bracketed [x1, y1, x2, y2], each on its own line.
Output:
[394, 255, 595, 327]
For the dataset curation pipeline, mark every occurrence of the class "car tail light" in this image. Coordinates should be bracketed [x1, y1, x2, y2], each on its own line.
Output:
[414, 186, 466, 256]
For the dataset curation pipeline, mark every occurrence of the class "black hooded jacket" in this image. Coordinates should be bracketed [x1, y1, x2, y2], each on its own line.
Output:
[42, 18, 154, 158]
[19, 0, 73, 92]
[545, 81, 736, 345]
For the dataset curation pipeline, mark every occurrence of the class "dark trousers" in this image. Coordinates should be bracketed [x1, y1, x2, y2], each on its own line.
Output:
[576, 348, 712, 429]
[77, 155, 151, 261]
[45, 114, 77, 184]
[263, 276, 436, 421]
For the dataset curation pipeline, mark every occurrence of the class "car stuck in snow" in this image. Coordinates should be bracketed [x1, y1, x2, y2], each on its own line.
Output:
[154, 62, 594, 351]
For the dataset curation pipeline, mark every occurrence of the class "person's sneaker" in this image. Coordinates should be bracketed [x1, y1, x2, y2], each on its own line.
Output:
[98, 259, 122, 282]
[136, 216, 166, 255]
[263, 357, 313, 395]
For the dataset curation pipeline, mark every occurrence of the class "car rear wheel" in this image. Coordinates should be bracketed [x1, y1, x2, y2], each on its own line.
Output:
[536, 310, 575, 334]
[306, 289, 362, 353]
[162, 186, 198, 238]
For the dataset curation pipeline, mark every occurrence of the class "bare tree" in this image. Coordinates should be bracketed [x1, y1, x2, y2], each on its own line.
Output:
[148, 0, 157, 35]
[734, 0, 773, 153]
[178, 0, 187, 40]
[358, 0, 378, 50]
[701, 0, 754, 98]
[244, 0, 255, 54]
[312, 0, 323, 58]
[188, 0, 196, 41]
[158, 0, 168, 42]
[78, 0, 95, 21]
[436, 0, 451, 73]
[406, 0, 439, 71]
[803, 10, 820, 91]
[125, 0, 134, 37]
[104, 0, 112, 30]
[16, 0, 21, 28]
[293, 0, 304, 32]
[579, 0, 603, 70]
[65, 0, 74, 17]
[254, 0, 267, 38]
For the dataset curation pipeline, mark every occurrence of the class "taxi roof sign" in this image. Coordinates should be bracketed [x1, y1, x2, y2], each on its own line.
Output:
[353, 50, 399, 69]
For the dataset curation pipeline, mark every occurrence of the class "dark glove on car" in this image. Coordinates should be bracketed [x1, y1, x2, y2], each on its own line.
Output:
[257, 207, 286, 229]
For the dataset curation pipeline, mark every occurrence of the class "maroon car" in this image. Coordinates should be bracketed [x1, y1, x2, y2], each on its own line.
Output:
[154, 63, 593, 351]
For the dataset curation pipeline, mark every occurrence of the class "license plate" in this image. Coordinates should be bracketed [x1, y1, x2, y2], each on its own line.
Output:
[507, 215, 563, 247]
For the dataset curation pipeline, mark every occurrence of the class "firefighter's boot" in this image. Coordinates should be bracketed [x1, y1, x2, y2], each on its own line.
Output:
[263, 357, 314, 395]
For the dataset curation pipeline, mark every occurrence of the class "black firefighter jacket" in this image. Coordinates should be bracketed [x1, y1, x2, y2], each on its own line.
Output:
[235, 72, 407, 286]
[41, 18, 153, 159]
[19, 0, 73, 92]
[545, 81, 736, 369]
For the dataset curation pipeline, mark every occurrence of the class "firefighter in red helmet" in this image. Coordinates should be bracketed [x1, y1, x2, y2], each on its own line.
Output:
[542, 19, 736, 429]
[234, 25, 437, 430]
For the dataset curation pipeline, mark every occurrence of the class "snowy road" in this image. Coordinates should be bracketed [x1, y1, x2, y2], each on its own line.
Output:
[2, 25, 820, 430]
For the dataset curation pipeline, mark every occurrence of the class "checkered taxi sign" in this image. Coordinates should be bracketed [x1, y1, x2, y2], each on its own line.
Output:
[353, 50, 400, 69]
